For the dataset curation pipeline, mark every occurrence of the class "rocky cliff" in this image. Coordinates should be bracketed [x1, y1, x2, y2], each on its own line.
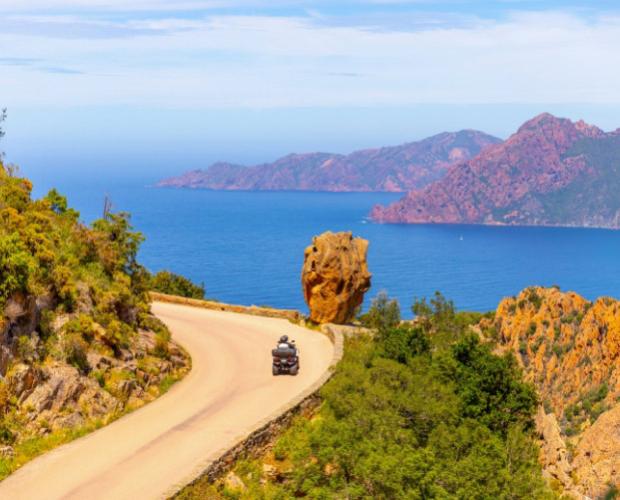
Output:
[484, 286, 620, 497]
[157, 130, 500, 192]
[372, 113, 620, 229]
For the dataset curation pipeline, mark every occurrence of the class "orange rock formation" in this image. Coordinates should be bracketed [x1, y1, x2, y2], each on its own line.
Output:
[485, 286, 620, 497]
[301, 232, 371, 324]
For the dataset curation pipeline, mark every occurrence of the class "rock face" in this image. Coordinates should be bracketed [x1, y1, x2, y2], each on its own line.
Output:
[490, 287, 620, 419]
[535, 407, 575, 494]
[484, 286, 620, 497]
[571, 404, 620, 495]
[372, 113, 620, 229]
[157, 130, 500, 193]
[0, 289, 190, 445]
[301, 232, 371, 324]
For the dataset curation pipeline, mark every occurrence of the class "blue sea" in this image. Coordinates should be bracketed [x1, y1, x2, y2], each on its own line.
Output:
[32, 178, 620, 316]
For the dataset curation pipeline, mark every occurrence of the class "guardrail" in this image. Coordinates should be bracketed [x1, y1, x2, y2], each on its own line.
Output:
[149, 292, 302, 322]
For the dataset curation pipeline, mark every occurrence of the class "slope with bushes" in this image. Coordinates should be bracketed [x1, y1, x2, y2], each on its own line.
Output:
[178, 293, 552, 499]
[0, 163, 190, 477]
[150, 270, 205, 300]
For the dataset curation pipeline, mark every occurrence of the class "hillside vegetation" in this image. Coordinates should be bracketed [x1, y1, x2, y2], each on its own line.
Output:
[179, 293, 552, 499]
[0, 161, 189, 476]
[150, 270, 205, 299]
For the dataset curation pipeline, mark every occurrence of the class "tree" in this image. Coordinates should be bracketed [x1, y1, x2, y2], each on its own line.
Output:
[360, 291, 401, 332]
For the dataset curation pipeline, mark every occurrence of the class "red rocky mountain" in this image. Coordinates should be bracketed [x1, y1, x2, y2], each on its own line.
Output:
[371, 113, 620, 228]
[157, 130, 500, 192]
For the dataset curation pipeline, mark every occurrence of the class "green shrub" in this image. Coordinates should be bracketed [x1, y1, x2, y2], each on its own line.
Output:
[150, 270, 204, 299]
[0, 233, 34, 307]
[603, 483, 619, 500]
[359, 291, 401, 331]
[0, 424, 15, 445]
[528, 289, 542, 310]
[62, 333, 90, 374]
[153, 336, 169, 359]
[90, 370, 105, 388]
[63, 315, 97, 343]
[16, 335, 36, 362]
[379, 324, 429, 363]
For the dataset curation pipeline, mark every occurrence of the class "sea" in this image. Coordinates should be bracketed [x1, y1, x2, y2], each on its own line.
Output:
[31, 178, 620, 317]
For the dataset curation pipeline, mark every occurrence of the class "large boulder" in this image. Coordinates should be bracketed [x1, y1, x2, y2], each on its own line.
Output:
[301, 231, 371, 324]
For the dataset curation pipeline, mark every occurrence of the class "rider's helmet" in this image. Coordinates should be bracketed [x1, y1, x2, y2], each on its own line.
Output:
[279, 335, 289, 343]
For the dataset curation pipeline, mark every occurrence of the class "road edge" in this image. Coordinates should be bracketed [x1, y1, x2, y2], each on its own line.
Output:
[150, 292, 302, 322]
[164, 323, 344, 499]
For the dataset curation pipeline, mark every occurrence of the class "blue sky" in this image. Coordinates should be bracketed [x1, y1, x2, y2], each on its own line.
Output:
[2, 1, 620, 182]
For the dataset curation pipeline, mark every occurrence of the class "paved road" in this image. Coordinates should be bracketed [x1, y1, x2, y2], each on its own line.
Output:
[0, 302, 334, 500]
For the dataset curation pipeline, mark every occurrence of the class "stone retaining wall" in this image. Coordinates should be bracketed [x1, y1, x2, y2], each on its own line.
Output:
[149, 292, 302, 322]
[167, 323, 345, 499]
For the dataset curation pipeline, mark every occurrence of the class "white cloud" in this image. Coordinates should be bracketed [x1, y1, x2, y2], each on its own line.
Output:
[0, 0, 230, 11]
[1, 10, 619, 108]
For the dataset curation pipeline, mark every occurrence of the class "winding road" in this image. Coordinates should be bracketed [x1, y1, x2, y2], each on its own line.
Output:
[0, 301, 334, 500]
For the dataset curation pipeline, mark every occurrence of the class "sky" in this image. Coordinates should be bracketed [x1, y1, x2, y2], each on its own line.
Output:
[2, 0, 620, 182]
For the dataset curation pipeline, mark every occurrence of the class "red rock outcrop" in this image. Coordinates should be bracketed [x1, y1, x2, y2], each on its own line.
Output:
[157, 130, 500, 192]
[301, 232, 371, 324]
[372, 113, 620, 228]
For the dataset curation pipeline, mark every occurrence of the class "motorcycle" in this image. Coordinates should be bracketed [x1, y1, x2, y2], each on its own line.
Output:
[272, 340, 299, 376]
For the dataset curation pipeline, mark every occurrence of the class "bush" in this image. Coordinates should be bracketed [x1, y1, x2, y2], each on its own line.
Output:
[62, 333, 90, 374]
[63, 315, 97, 343]
[153, 336, 169, 359]
[380, 324, 430, 363]
[528, 289, 542, 310]
[603, 483, 619, 500]
[0, 233, 34, 307]
[90, 370, 105, 388]
[359, 291, 401, 331]
[150, 270, 204, 299]
[16, 335, 36, 362]
[0, 424, 15, 445]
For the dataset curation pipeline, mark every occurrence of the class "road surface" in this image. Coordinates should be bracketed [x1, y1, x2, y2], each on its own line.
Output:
[0, 302, 334, 500]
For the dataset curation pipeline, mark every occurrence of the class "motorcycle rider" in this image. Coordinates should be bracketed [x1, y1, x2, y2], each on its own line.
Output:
[277, 335, 294, 350]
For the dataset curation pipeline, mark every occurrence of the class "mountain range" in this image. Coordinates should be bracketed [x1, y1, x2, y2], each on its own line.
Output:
[371, 113, 620, 228]
[157, 130, 501, 192]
